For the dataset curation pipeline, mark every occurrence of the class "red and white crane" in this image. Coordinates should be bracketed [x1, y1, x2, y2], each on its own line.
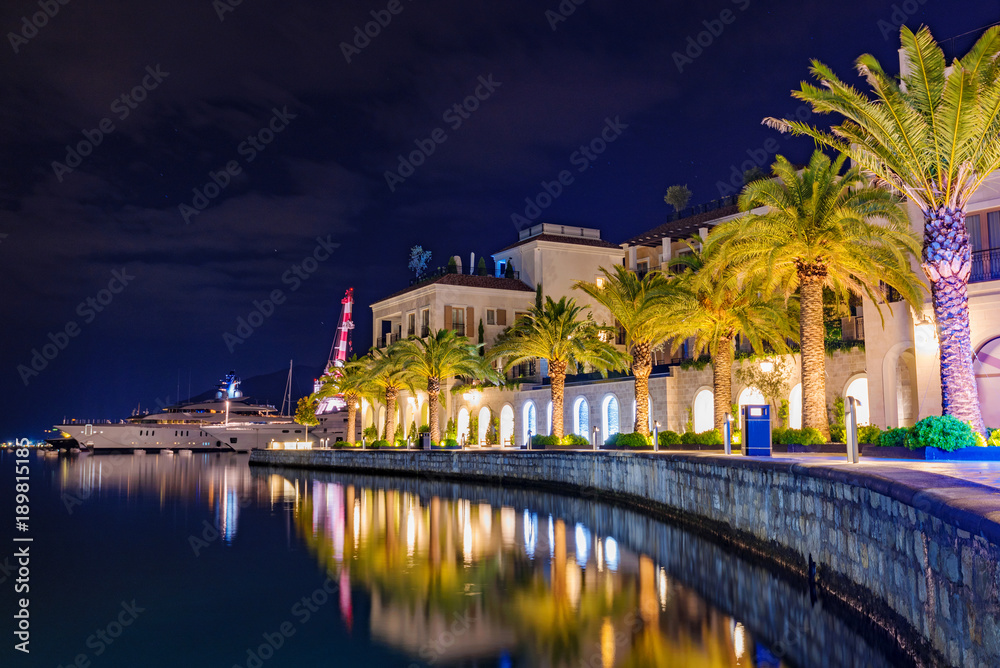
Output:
[314, 288, 354, 414]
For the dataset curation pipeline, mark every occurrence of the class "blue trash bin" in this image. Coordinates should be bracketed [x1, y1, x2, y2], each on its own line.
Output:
[741, 404, 772, 457]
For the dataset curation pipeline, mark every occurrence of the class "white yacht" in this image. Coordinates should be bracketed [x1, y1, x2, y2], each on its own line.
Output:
[50, 372, 314, 453]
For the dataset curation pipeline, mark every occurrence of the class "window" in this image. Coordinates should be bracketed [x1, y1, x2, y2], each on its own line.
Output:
[636, 259, 649, 277]
[407, 313, 415, 337]
[421, 309, 430, 336]
[452, 307, 465, 332]
[497, 260, 506, 277]
[486, 309, 496, 325]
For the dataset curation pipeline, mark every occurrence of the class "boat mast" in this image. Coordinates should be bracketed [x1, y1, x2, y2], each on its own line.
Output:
[281, 360, 293, 416]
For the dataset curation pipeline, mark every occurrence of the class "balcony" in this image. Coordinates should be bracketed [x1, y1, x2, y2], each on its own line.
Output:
[376, 333, 399, 349]
[971, 248, 1000, 284]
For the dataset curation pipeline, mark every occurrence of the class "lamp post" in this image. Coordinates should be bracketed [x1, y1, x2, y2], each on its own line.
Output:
[846, 396, 862, 464]
[593, 426, 599, 450]
[653, 421, 660, 452]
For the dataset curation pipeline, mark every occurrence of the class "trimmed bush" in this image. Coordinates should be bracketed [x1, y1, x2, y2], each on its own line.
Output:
[616, 432, 651, 448]
[370, 439, 390, 449]
[988, 430, 1000, 448]
[680, 429, 723, 445]
[531, 435, 559, 447]
[435, 438, 460, 448]
[907, 415, 977, 452]
[604, 433, 620, 447]
[829, 423, 846, 444]
[771, 427, 786, 444]
[658, 430, 682, 447]
[858, 425, 882, 444]
[877, 427, 910, 448]
[562, 433, 590, 446]
[777, 428, 825, 446]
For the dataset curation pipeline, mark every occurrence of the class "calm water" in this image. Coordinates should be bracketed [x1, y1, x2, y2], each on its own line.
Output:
[0, 450, 907, 667]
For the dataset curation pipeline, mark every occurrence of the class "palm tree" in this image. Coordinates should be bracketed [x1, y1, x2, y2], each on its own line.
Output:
[764, 25, 1000, 432]
[575, 265, 677, 434]
[707, 151, 922, 437]
[394, 329, 488, 444]
[312, 356, 375, 444]
[668, 240, 798, 432]
[488, 296, 627, 439]
[368, 345, 412, 442]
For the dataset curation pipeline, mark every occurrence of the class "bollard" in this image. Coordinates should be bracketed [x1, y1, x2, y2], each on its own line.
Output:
[846, 396, 861, 464]
[653, 422, 660, 452]
[724, 413, 732, 455]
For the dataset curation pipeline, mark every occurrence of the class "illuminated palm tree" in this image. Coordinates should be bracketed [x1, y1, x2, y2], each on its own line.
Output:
[394, 329, 489, 444]
[764, 25, 1000, 432]
[708, 152, 922, 437]
[668, 241, 797, 432]
[368, 345, 412, 442]
[312, 356, 375, 444]
[488, 296, 627, 439]
[575, 265, 678, 434]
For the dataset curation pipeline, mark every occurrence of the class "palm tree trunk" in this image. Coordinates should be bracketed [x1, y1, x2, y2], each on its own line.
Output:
[384, 387, 398, 443]
[346, 397, 357, 444]
[632, 343, 652, 434]
[799, 272, 830, 439]
[922, 207, 987, 433]
[550, 360, 567, 439]
[713, 336, 733, 432]
[427, 378, 441, 443]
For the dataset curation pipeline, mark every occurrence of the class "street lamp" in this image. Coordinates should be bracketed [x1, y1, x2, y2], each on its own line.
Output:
[914, 313, 937, 354]
[759, 359, 774, 373]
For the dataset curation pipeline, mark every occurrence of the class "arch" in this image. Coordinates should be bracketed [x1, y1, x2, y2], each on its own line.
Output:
[573, 397, 590, 437]
[500, 405, 514, 446]
[420, 400, 429, 426]
[843, 375, 870, 427]
[523, 401, 537, 444]
[376, 406, 386, 436]
[457, 407, 470, 445]
[361, 401, 372, 429]
[788, 384, 802, 429]
[692, 388, 714, 433]
[737, 386, 765, 408]
[601, 394, 620, 439]
[976, 336, 1000, 429]
[546, 401, 553, 436]
[478, 406, 491, 445]
[881, 342, 917, 429]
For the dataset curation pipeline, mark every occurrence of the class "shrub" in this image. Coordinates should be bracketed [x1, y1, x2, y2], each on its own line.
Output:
[604, 433, 620, 446]
[829, 423, 846, 444]
[616, 432, 650, 448]
[777, 428, 825, 446]
[878, 427, 910, 448]
[680, 429, 723, 445]
[363, 426, 378, 441]
[907, 415, 977, 452]
[858, 425, 882, 445]
[988, 430, 1000, 448]
[370, 439, 390, 449]
[435, 438, 460, 448]
[562, 433, 590, 446]
[419, 424, 430, 433]
[658, 430, 682, 447]
[771, 427, 786, 445]
[531, 434, 560, 447]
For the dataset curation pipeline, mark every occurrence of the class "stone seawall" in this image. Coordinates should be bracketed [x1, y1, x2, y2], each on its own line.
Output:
[249, 449, 1000, 667]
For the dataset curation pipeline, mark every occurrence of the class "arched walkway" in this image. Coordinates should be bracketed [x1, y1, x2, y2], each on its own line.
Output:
[976, 336, 1000, 429]
[457, 407, 470, 445]
[546, 401, 553, 436]
[522, 401, 537, 444]
[573, 397, 589, 437]
[737, 386, 765, 410]
[478, 406, 491, 445]
[844, 375, 870, 426]
[500, 405, 514, 446]
[788, 384, 802, 429]
[692, 388, 713, 433]
[602, 394, 620, 438]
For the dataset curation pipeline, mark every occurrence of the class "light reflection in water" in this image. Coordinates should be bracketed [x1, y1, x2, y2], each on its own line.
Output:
[291, 477, 787, 668]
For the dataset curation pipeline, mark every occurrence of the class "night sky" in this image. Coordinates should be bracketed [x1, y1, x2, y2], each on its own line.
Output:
[1, 0, 997, 440]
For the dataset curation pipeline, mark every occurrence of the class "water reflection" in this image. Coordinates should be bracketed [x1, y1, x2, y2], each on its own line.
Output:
[287, 476, 784, 667]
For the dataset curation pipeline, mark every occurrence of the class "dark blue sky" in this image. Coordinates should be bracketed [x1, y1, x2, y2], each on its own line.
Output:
[1, 0, 997, 439]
